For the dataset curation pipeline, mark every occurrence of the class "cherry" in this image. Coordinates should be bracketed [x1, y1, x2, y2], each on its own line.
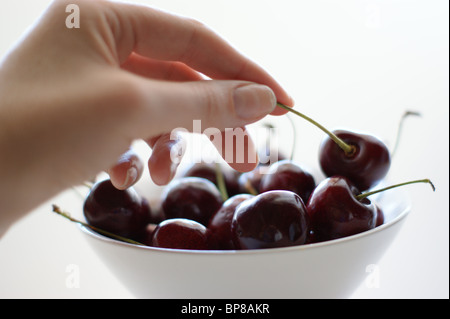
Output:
[356, 178, 434, 227]
[259, 159, 316, 203]
[277, 103, 391, 191]
[374, 203, 384, 227]
[231, 190, 310, 250]
[83, 179, 151, 240]
[319, 130, 390, 191]
[208, 194, 254, 250]
[140, 223, 158, 246]
[307, 176, 435, 242]
[238, 166, 264, 195]
[53, 204, 146, 245]
[160, 177, 223, 226]
[151, 218, 211, 250]
[306, 176, 377, 242]
[182, 162, 241, 197]
[238, 117, 297, 195]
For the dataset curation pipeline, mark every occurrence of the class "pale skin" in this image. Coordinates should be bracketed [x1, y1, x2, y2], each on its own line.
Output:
[0, 0, 293, 237]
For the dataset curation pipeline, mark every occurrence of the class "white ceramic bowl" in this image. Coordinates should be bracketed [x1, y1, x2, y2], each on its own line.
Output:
[79, 180, 411, 299]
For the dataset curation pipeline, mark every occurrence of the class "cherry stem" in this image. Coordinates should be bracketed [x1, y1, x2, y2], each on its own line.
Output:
[83, 181, 94, 189]
[51, 204, 145, 246]
[356, 179, 435, 201]
[391, 110, 422, 157]
[243, 179, 259, 196]
[215, 163, 229, 201]
[277, 103, 356, 156]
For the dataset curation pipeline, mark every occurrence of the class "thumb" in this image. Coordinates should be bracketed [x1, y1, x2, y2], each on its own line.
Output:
[138, 79, 277, 138]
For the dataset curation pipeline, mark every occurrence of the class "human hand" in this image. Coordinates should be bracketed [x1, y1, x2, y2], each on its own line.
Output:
[0, 0, 293, 232]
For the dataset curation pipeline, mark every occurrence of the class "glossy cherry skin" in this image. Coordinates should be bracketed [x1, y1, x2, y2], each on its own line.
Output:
[238, 166, 264, 194]
[374, 203, 385, 227]
[259, 160, 316, 203]
[140, 223, 158, 246]
[306, 176, 377, 242]
[161, 177, 223, 226]
[319, 130, 391, 191]
[208, 194, 253, 250]
[83, 179, 151, 240]
[231, 190, 310, 250]
[182, 162, 241, 197]
[151, 218, 211, 250]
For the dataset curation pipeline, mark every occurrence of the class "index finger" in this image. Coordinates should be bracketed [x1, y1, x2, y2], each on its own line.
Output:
[108, 2, 294, 110]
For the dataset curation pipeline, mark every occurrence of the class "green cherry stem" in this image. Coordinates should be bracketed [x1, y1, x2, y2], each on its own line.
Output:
[243, 179, 259, 196]
[215, 163, 229, 201]
[277, 103, 356, 156]
[52, 204, 145, 246]
[356, 179, 435, 201]
[391, 110, 422, 158]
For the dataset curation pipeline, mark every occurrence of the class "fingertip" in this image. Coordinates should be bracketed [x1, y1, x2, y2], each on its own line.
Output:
[148, 160, 175, 186]
[111, 166, 139, 190]
[233, 84, 277, 121]
[147, 133, 186, 186]
[227, 159, 259, 173]
[210, 127, 260, 173]
[108, 149, 143, 190]
[148, 154, 180, 186]
[271, 95, 295, 116]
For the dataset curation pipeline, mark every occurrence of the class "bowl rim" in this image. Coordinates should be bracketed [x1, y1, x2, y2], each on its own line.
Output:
[79, 188, 411, 256]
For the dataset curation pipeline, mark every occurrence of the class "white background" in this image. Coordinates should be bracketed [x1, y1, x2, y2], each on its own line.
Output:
[0, 0, 448, 299]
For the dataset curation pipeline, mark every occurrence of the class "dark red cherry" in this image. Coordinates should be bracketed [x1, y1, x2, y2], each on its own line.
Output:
[259, 159, 316, 203]
[374, 203, 385, 227]
[151, 218, 211, 250]
[319, 130, 391, 191]
[305, 230, 317, 244]
[182, 162, 241, 197]
[208, 194, 253, 250]
[83, 179, 151, 240]
[140, 223, 158, 246]
[231, 190, 309, 250]
[276, 103, 391, 191]
[238, 166, 264, 195]
[307, 177, 435, 242]
[306, 176, 377, 242]
[161, 177, 223, 226]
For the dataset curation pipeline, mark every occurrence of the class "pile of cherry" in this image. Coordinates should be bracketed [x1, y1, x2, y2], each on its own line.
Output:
[74, 105, 434, 250]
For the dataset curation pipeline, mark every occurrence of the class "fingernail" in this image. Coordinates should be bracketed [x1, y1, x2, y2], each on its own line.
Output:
[122, 166, 138, 189]
[234, 84, 276, 120]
